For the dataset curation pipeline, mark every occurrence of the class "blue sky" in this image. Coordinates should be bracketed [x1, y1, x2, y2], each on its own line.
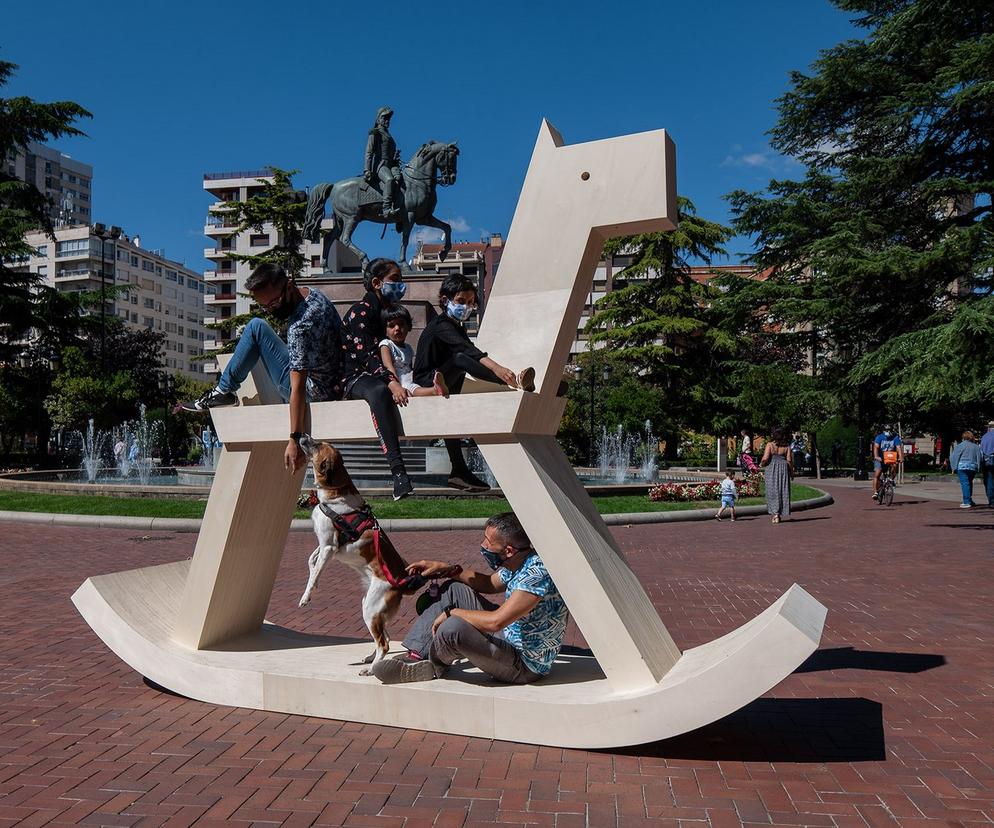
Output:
[3, 1, 857, 270]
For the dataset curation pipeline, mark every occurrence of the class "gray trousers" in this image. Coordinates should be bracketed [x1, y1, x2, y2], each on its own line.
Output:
[402, 581, 541, 684]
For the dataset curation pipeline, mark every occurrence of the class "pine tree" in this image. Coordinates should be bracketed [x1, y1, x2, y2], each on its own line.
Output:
[725, 0, 994, 443]
[585, 196, 736, 438]
[0, 59, 90, 360]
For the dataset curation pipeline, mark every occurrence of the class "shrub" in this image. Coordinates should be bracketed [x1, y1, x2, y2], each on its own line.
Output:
[648, 473, 761, 502]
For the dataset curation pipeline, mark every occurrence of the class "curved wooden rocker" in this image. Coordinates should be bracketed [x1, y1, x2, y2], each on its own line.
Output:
[73, 121, 827, 749]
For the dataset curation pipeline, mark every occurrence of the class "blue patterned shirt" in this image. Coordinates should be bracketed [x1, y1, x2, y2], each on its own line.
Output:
[497, 554, 569, 675]
[287, 288, 344, 402]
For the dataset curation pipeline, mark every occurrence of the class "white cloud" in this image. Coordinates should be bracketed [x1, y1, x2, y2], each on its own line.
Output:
[447, 216, 471, 234]
[721, 151, 773, 168]
[412, 226, 444, 245]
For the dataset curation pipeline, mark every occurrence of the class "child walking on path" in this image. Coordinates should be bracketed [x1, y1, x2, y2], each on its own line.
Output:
[716, 470, 737, 521]
[378, 305, 449, 399]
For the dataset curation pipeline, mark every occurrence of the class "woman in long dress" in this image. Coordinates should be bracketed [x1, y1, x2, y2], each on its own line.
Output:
[761, 427, 793, 524]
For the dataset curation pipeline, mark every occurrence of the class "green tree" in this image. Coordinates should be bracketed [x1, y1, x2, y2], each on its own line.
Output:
[583, 196, 735, 455]
[725, 0, 994, 452]
[205, 167, 307, 354]
[0, 59, 90, 360]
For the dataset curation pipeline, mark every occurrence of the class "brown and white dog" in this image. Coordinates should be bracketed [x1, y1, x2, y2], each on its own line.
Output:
[297, 434, 423, 673]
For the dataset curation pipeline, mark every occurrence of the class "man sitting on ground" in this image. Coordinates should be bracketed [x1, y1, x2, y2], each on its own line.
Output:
[181, 263, 343, 473]
[370, 512, 568, 685]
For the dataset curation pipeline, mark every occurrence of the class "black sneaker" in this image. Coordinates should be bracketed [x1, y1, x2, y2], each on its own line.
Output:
[180, 387, 238, 412]
[392, 470, 414, 501]
[447, 471, 491, 493]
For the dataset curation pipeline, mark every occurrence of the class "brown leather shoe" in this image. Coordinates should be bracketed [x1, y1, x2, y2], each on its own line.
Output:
[517, 367, 536, 392]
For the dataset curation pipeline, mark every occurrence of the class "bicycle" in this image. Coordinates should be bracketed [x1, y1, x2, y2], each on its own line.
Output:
[877, 463, 897, 506]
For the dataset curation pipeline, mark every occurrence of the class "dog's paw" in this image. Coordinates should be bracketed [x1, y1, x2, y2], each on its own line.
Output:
[298, 595, 310, 607]
[359, 668, 372, 676]
[360, 652, 376, 664]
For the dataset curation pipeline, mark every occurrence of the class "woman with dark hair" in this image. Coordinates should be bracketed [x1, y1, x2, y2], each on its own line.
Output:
[760, 426, 793, 524]
[413, 274, 535, 491]
[341, 257, 416, 500]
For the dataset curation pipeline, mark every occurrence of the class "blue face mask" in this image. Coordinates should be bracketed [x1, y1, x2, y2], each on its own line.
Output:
[446, 301, 472, 322]
[380, 281, 407, 302]
[480, 546, 503, 571]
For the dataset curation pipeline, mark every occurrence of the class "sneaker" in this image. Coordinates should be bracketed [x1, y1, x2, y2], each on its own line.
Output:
[715, 514, 722, 521]
[959, 503, 973, 509]
[392, 650, 424, 662]
[392, 471, 414, 501]
[447, 471, 491, 493]
[180, 387, 237, 412]
[871, 492, 879, 501]
[432, 371, 450, 398]
[517, 367, 536, 392]
[371, 657, 436, 684]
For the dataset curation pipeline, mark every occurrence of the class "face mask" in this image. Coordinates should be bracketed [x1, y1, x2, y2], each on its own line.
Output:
[269, 298, 294, 320]
[381, 281, 407, 302]
[447, 301, 472, 322]
[480, 546, 503, 571]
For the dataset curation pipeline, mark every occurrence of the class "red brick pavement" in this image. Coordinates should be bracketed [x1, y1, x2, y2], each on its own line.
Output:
[0, 485, 992, 827]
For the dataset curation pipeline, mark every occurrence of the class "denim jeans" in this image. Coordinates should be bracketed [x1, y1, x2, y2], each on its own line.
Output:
[955, 469, 975, 505]
[984, 466, 994, 506]
[217, 317, 292, 402]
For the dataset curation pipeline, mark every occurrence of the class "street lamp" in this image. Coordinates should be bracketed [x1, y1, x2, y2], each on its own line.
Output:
[158, 373, 175, 468]
[91, 223, 122, 373]
[573, 361, 614, 466]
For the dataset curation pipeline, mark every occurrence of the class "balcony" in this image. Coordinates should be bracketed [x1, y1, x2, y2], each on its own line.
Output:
[204, 246, 234, 259]
[205, 292, 237, 304]
[204, 168, 274, 182]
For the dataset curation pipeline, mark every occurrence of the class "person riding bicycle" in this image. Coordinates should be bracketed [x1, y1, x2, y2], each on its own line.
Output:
[871, 426, 904, 501]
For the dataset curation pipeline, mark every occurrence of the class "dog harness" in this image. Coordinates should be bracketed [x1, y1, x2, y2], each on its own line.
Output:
[318, 501, 425, 590]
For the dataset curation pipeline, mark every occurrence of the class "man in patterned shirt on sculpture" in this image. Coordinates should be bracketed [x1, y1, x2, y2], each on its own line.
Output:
[180, 263, 343, 474]
[370, 512, 569, 684]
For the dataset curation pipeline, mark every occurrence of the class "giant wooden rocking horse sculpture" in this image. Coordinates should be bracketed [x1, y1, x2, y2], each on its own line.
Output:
[73, 122, 827, 748]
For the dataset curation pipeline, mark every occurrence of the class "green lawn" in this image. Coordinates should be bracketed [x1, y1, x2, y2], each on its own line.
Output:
[0, 484, 823, 521]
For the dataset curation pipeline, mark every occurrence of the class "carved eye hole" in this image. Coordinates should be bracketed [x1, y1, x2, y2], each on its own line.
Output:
[580, 171, 590, 181]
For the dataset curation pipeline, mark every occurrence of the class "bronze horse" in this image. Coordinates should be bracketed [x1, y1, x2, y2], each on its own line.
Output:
[303, 141, 459, 272]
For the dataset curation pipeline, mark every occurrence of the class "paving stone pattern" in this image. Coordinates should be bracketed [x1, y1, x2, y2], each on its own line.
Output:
[0, 485, 991, 826]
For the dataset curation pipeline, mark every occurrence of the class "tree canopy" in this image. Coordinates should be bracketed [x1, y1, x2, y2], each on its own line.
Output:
[724, 0, 994, 437]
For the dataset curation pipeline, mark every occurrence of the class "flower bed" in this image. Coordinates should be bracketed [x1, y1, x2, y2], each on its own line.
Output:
[649, 473, 762, 503]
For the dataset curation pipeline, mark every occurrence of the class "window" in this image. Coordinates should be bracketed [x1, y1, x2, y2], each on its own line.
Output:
[166, 269, 177, 281]
[311, 255, 321, 268]
[131, 311, 138, 322]
[68, 174, 77, 184]
[142, 260, 155, 272]
[177, 326, 184, 336]
[130, 295, 138, 305]
[143, 316, 154, 328]
[144, 298, 154, 309]
[56, 238, 100, 257]
[79, 192, 89, 202]
[249, 233, 270, 247]
[165, 322, 176, 333]
[177, 343, 184, 354]
[79, 177, 90, 188]
[37, 265, 48, 276]
[45, 162, 52, 173]
[130, 255, 139, 266]
[37, 244, 48, 256]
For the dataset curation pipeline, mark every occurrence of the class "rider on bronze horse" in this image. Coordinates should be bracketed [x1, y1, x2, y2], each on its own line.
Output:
[364, 106, 402, 220]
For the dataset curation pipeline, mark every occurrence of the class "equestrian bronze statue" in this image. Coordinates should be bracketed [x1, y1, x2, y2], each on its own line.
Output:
[303, 107, 459, 272]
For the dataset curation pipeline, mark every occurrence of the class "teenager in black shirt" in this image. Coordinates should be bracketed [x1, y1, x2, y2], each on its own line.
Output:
[413, 274, 534, 491]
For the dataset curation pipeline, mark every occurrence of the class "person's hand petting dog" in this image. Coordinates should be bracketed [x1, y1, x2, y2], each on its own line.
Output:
[406, 559, 462, 578]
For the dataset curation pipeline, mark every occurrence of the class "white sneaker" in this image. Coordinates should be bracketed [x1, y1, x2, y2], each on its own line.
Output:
[959, 503, 973, 509]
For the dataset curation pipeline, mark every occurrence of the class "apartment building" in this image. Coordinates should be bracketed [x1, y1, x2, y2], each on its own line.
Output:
[6, 142, 93, 227]
[202, 169, 359, 364]
[22, 226, 208, 377]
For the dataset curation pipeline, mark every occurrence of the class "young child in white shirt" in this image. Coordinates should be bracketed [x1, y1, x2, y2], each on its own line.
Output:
[716, 470, 737, 521]
[379, 305, 449, 403]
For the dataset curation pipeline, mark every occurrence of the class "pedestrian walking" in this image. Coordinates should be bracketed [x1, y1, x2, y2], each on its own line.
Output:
[761, 427, 793, 524]
[980, 420, 994, 507]
[950, 430, 983, 509]
[715, 470, 738, 521]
